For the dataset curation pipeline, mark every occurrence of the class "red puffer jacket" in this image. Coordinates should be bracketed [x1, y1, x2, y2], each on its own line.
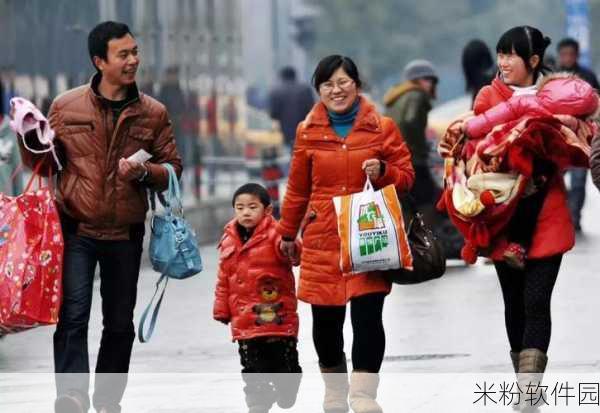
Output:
[472, 76, 578, 260]
[213, 215, 299, 341]
[467, 74, 598, 138]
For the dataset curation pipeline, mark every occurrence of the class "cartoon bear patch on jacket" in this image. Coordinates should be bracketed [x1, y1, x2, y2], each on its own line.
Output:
[253, 277, 284, 325]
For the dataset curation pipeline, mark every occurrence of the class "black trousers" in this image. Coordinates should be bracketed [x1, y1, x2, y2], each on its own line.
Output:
[54, 217, 144, 412]
[312, 292, 386, 373]
[238, 337, 302, 410]
[494, 255, 562, 353]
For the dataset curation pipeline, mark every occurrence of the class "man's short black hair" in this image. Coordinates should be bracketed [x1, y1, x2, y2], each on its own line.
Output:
[557, 37, 580, 54]
[280, 66, 297, 81]
[88, 21, 133, 71]
[232, 183, 271, 207]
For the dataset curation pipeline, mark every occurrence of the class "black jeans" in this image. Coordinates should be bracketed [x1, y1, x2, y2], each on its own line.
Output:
[494, 255, 562, 353]
[312, 292, 386, 372]
[568, 167, 587, 229]
[54, 217, 144, 412]
[238, 337, 302, 410]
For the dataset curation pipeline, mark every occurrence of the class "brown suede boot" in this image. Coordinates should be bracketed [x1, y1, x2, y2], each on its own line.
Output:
[320, 356, 349, 413]
[349, 371, 383, 413]
[517, 348, 548, 412]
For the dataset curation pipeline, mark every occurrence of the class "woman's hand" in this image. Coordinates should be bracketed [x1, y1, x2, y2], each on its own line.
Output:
[280, 239, 296, 260]
[362, 159, 382, 180]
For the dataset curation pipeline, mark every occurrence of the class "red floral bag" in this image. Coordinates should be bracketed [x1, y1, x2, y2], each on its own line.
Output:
[0, 166, 63, 334]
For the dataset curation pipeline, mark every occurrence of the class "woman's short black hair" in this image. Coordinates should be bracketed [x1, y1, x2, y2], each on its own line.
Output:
[311, 55, 362, 92]
[88, 21, 133, 71]
[496, 26, 552, 79]
[232, 183, 271, 207]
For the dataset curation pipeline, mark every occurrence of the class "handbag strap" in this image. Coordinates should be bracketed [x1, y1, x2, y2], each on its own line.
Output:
[137, 274, 169, 343]
[362, 175, 374, 192]
[149, 163, 182, 215]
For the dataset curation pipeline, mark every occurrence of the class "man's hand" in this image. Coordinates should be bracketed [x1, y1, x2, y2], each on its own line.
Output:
[118, 158, 147, 181]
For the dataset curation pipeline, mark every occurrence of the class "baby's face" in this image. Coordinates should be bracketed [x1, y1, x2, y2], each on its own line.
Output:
[234, 194, 268, 230]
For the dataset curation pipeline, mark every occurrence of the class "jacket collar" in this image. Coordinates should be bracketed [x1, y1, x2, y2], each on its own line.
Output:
[383, 81, 422, 107]
[490, 76, 515, 101]
[302, 95, 381, 133]
[224, 214, 274, 245]
[89, 72, 140, 110]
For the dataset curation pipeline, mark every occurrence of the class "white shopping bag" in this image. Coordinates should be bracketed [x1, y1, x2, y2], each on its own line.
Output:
[333, 177, 413, 274]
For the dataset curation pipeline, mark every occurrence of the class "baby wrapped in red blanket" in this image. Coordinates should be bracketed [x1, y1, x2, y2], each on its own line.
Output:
[439, 73, 599, 266]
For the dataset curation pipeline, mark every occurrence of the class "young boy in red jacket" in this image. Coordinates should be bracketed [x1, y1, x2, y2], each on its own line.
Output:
[213, 183, 301, 413]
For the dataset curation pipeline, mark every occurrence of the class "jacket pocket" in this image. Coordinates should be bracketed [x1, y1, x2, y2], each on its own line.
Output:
[129, 126, 154, 141]
[63, 122, 94, 134]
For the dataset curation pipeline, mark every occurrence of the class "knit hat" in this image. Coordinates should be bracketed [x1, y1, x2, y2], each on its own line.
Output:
[403, 59, 438, 82]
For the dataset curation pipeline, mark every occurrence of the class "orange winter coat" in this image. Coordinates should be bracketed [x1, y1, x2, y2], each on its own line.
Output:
[213, 215, 299, 341]
[277, 97, 415, 305]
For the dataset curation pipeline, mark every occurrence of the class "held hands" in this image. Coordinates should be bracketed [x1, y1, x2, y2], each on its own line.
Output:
[362, 159, 382, 181]
[280, 239, 297, 261]
[118, 158, 147, 181]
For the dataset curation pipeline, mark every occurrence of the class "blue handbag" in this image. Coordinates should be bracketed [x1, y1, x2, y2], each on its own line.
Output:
[138, 163, 202, 342]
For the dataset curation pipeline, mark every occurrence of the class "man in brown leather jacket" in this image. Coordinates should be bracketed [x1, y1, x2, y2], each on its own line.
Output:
[16, 22, 182, 413]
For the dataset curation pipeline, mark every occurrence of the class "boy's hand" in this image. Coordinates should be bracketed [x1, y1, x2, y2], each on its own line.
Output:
[280, 239, 296, 259]
[289, 250, 300, 266]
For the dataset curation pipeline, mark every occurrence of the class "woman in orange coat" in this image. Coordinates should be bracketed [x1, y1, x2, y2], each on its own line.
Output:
[278, 55, 414, 413]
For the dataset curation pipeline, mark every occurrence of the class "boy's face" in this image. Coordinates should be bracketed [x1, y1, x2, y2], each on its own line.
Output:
[234, 194, 271, 230]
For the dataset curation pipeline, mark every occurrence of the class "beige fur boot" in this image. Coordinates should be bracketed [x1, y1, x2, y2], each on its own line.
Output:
[320, 357, 349, 413]
[349, 371, 383, 413]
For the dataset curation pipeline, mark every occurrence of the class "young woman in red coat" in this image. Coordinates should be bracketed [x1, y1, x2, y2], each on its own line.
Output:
[443, 26, 574, 409]
[278, 55, 414, 413]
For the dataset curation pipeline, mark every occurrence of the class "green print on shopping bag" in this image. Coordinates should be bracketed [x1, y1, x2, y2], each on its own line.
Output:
[357, 202, 389, 257]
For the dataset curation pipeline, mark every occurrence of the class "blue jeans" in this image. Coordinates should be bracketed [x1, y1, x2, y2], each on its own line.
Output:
[54, 217, 144, 412]
[568, 167, 588, 228]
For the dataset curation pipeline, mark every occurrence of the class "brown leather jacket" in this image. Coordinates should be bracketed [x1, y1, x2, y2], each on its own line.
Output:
[18, 74, 182, 240]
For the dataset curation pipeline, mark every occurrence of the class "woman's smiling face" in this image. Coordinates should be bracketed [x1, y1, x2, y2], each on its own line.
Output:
[497, 48, 539, 87]
[318, 67, 359, 113]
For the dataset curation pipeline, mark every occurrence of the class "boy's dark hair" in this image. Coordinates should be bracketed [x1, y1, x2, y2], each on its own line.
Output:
[496, 26, 551, 80]
[312, 55, 362, 93]
[88, 21, 133, 71]
[557, 37, 580, 54]
[232, 183, 271, 207]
